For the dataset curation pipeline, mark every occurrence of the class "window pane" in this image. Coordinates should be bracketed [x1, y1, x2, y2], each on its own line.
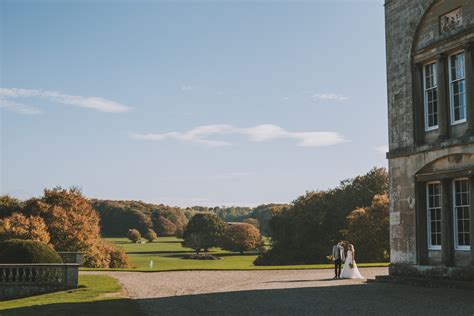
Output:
[454, 179, 470, 248]
[427, 183, 442, 247]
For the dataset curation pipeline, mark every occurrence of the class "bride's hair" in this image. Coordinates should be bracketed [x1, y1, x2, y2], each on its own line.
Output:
[348, 244, 355, 253]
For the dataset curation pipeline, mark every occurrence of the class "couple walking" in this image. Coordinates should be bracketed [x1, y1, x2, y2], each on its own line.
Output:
[332, 240, 364, 279]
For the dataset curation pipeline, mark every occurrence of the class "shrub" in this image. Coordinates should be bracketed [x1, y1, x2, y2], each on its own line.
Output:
[0, 239, 62, 263]
[221, 223, 262, 254]
[0, 213, 51, 243]
[127, 229, 141, 243]
[144, 229, 157, 242]
[103, 242, 131, 268]
[183, 213, 226, 254]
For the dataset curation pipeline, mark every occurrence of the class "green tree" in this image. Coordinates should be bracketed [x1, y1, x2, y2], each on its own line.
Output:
[344, 194, 390, 262]
[221, 223, 262, 254]
[255, 167, 389, 265]
[182, 213, 226, 254]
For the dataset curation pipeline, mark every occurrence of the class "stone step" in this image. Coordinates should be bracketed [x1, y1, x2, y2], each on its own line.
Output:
[370, 275, 474, 290]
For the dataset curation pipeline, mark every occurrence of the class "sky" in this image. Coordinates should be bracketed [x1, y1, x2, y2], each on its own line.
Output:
[0, 0, 388, 207]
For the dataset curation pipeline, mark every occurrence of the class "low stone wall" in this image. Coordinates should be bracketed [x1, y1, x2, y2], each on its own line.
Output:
[389, 263, 474, 281]
[0, 263, 79, 300]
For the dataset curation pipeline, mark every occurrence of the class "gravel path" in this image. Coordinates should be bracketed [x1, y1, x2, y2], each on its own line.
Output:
[84, 268, 474, 315]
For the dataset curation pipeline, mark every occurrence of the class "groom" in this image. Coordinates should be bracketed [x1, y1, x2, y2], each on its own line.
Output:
[332, 240, 345, 279]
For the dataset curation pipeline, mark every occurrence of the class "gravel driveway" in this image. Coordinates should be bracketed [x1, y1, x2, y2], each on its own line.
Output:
[84, 268, 474, 315]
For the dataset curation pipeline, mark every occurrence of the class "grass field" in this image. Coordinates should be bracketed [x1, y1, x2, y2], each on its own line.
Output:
[81, 237, 389, 272]
[0, 275, 140, 316]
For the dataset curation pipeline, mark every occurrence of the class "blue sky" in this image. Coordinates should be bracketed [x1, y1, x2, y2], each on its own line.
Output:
[1, 0, 387, 207]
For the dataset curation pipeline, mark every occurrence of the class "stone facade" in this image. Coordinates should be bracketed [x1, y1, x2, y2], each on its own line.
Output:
[385, 0, 474, 271]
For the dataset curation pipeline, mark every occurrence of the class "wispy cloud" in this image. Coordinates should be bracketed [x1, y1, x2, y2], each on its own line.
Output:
[180, 85, 193, 91]
[0, 98, 42, 115]
[0, 88, 132, 113]
[131, 124, 347, 148]
[374, 145, 388, 154]
[312, 93, 349, 102]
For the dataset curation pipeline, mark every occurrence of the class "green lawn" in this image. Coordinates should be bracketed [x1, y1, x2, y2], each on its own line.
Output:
[0, 275, 141, 316]
[81, 237, 389, 272]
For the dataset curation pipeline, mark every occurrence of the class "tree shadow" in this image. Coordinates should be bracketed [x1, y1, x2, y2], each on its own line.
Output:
[3, 283, 473, 316]
[127, 250, 195, 255]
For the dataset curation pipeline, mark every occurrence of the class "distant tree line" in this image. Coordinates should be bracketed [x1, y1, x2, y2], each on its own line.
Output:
[254, 167, 389, 265]
[92, 200, 287, 238]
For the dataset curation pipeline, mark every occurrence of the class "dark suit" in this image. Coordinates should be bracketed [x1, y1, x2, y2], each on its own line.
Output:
[332, 245, 345, 278]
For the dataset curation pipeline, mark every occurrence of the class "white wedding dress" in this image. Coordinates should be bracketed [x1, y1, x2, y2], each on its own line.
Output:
[340, 250, 364, 279]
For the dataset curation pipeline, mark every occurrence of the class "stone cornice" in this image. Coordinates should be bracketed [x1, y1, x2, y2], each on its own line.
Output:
[387, 135, 474, 159]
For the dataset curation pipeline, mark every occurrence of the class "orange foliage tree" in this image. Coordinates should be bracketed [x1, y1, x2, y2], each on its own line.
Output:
[220, 223, 263, 254]
[19, 187, 129, 268]
[0, 213, 51, 244]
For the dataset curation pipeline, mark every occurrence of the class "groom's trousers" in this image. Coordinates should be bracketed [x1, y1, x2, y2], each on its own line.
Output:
[334, 259, 342, 277]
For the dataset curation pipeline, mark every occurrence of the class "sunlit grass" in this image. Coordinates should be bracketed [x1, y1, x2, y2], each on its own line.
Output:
[81, 237, 389, 272]
[0, 275, 140, 316]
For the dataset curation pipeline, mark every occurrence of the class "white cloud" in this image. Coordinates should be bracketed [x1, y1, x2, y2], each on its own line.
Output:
[0, 98, 42, 115]
[312, 93, 349, 102]
[0, 88, 131, 113]
[132, 123, 347, 148]
[375, 145, 388, 154]
[180, 85, 193, 91]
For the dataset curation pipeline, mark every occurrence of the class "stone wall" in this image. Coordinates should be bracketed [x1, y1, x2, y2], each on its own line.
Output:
[0, 263, 79, 300]
[385, 0, 474, 268]
[389, 143, 474, 264]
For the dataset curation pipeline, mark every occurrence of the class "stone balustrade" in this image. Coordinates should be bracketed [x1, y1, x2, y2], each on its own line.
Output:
[0, 263, 79, 300]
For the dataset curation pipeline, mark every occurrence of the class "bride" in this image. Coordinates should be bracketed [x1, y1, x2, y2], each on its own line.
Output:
[340, 244, 364, 279]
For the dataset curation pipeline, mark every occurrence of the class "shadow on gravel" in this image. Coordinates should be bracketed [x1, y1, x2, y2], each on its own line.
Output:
[3, 283, 474, 316]
[0, 299, 140, 316]
[134, 283, 474, 315]
[264, 278, 335, 283]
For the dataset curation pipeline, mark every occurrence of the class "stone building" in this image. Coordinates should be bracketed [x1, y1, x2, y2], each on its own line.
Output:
[385, 0, 474, 269]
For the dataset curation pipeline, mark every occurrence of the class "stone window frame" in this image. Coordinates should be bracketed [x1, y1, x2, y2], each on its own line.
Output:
[453, 178, 471, 251]
[427, 181, 442, 250]
[448, 50, 467, 125]
[423, 61, 439, 131]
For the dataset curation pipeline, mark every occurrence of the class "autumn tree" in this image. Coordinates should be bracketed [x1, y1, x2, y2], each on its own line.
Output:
[182, 213, 226, 254]
[127, 229, 141, 243]
[221, 223, 263, 254]
[152, 215, 177, 236]
[144, 229, 157, 242]
[344, 194, 390, 262]
[0, 213, 51, 244]
[21, 187, 129, 268]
